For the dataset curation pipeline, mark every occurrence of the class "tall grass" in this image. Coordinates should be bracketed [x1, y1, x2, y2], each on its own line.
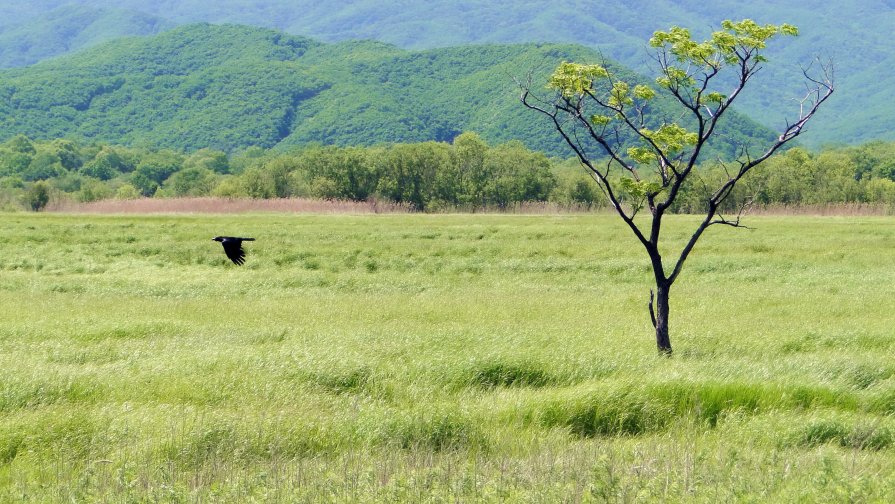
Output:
[1, 213, 894, 500]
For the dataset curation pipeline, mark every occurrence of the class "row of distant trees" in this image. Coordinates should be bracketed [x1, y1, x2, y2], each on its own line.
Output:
[0, 132, 593, 211]
[2, 132, 895, 212]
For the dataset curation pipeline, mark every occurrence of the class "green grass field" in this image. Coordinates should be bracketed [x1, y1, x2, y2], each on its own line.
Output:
[1, 212, 894, 501]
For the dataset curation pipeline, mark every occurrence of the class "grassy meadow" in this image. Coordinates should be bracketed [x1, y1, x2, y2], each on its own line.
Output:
[1, 212, 894, 501]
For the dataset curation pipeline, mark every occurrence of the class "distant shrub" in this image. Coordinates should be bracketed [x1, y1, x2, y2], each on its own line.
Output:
[77, 178, 112, 202]
[162, 167, 216, 196]
[24, 181, 50, 211]
[210, 177, 248, 198]
[115, 183, 141, 200]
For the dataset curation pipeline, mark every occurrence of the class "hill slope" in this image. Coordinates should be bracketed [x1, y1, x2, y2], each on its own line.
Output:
[3, 0, 891, 147]
[0, 24, 773, 157]
[0, 5, 171, 68]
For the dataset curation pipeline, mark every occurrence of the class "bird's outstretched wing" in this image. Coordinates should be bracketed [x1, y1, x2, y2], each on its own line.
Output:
[222, 240, 246, 265]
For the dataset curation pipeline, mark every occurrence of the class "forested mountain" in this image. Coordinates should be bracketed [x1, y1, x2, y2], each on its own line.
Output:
[1, 1, 893, 147]
[0, 24, 773, 157]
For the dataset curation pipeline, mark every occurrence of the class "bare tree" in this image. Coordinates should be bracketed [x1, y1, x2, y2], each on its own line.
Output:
[520, 20, 833, 354]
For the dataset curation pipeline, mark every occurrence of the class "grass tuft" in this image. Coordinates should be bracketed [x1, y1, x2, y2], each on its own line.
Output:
[377, 411, 486, 451]
[0, 433, 23, 465]
[868, 389, 895, 415]
[311, 366, 376, 395]
[465, 359, 555, 388]
[794, 420, 893, 450]
[539, 389, 668, 437]
[0, 378, 107, 413]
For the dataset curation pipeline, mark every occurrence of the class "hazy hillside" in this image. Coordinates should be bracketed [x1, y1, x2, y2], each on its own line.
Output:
[0, 24, 773, 156]
[0, 5, 171, 68]
[3, 0, 892, 147]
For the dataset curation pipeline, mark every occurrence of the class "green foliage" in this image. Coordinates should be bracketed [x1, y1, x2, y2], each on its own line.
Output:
[375, 142, 452, 210]
[162, 167, 215, 197]
[619, 178, 663, 199]
[5, 134, 36, 154]
[22, 150, 65, 181]
[131, 150, 185, 196]
[647, 20, 800, 133]
[542, 19, 807, 162]
[298, 146, 377, 201]
[650, 20, 797, 67]
[24, 181, 50, 211]
[0, 134, 558, 210]
[115, 183, 141, 199]
[3, 135, 895, 212]
[0, 24, 774, 158]
[80, 146, 130, 180]
[547, 62, 610, 96]
[225, 157, 299, 199]
[77, 178, 112, 202]
[0, 25, 324, 153]
[444, 131, 488, 206]
[639, 124, 698, 155]
[482, 141, 556, 208]
[49, 139, 83, 170]
[185, 148, 230, 174]
[0, 150, 32, 177]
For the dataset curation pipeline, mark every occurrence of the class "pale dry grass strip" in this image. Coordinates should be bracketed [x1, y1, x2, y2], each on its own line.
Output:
[47, 197, 412, 214]
[746, 202, 893, 216]
[44, 198, 894, 216]
[47, 198, 608, 215]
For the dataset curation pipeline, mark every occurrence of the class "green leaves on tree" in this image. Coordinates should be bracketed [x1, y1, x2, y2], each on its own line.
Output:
[650, 19, 800, 100]
[547, 62, 609, 97]
[618, 177, 663, 213]
[640, 124, 698, 156]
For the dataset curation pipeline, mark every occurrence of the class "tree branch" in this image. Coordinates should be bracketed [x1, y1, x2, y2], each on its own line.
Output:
[519, 86, 652, 249]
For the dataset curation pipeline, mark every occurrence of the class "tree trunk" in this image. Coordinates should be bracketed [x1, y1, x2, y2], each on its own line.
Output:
[653, 284, 672, 355]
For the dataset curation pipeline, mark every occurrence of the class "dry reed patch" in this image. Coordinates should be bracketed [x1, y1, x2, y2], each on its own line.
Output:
[47, 198, 609, 215]
[47, 197, 411, 214]
[47, 199, 893, 216]
[746, 203, 893, 216]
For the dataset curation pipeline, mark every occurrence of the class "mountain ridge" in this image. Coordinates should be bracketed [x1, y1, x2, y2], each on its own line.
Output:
[0, 23, 775, 158]
[2, 1, 891, 147]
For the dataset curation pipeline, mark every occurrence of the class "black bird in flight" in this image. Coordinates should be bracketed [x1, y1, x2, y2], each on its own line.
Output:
[212, 236, 255, 265]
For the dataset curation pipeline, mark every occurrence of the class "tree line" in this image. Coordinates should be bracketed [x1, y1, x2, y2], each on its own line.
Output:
[2, 132, 895, 212]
